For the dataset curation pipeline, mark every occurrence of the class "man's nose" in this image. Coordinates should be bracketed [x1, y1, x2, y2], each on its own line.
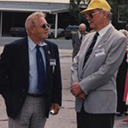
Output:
[46, 26, 49, 30]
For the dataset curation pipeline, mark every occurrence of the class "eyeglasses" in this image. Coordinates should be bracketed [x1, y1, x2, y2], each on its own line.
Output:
[40, 24, 50, 29]
[86, 11, 99, 18]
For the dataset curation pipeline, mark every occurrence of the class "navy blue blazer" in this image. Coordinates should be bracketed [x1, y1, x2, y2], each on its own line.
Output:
[0, 37, 62, 119]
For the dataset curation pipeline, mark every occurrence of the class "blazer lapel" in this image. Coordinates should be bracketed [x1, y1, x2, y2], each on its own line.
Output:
[82, 26, 115, 73]
[94, 26, 115, 50]
[43, 44, 50, 87]
[78, 33, 94, 74]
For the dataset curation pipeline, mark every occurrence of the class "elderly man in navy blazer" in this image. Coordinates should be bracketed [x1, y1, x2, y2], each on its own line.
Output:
[0, 12, 62, 128]
[71, 0, 128, 128]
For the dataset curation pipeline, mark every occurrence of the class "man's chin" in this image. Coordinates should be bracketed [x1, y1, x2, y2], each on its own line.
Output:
[43, 35, 48, 40]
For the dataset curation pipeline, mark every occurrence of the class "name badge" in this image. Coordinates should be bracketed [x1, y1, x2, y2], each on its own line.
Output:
[95, 48, 105, 57]
[50, 59, 56, 66]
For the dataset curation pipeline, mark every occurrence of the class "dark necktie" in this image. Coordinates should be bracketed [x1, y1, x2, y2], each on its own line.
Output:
[80, 35, 83, 42]
[83, 32, 99, 68]
[36, 45, 45, 93]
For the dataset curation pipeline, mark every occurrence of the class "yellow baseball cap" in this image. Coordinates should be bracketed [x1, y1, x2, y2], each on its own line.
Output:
[81, 0, 111, 13]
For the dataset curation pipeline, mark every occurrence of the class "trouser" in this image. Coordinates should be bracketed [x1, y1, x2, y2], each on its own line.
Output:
[9, 96, 47, 128]
[77, 106, 115, 128]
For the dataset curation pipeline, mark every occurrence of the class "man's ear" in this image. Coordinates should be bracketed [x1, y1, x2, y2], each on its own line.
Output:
[30, 26, 35, 34]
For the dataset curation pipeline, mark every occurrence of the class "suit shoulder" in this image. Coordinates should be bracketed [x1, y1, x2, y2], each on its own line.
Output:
[116, 30, 127, 38]
[109, 27, 125, 38]
[110, 29, 128, 44]
[5, 37, 27, 48]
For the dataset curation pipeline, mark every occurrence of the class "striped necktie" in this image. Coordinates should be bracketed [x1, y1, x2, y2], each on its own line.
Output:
[83, 32, 99, 68]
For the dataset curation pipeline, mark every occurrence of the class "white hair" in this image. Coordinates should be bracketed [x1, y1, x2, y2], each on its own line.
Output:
[79, 23, 86, 29]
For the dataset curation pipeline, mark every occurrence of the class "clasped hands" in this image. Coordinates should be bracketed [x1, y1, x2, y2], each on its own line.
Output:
[71, 83, 87, 99]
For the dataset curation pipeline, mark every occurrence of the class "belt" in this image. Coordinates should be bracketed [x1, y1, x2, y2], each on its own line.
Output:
[27, 93, 44, 97]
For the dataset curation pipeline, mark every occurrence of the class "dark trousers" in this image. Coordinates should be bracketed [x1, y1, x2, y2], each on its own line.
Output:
[77, 106, 115, 128]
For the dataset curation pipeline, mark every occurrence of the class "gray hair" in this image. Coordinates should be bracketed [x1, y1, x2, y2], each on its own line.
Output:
[107, 12, 112, 20]
[79, 23, 86, 29]
[98, 9, 112, 20]
[25, 12, 46, 33]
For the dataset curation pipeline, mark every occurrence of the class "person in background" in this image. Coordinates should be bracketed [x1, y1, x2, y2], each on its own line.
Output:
[126, 23, 128, 31]
[116, 29, 128, 117]
[122, 29, 128, 123]
[72, 23, 88, 58]
[123, 55, 128, 123]
[70, 0, 127, 128]
[123, 69, 128, 123]
[0, 12, 62, 128]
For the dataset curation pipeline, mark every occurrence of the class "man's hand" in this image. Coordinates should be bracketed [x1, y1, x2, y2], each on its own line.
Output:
[71, 83, 82, 96]
[50, 103, 60, 115]
[71, 83, 87, 99]
[77, 92, 87, 99]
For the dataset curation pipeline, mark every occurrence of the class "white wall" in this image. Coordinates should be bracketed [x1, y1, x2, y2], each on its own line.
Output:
[0, 0, 70, 3]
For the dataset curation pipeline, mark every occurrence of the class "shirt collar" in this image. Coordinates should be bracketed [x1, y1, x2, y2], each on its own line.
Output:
[28, 36, 47, 51]
[98, 23, 112, 37]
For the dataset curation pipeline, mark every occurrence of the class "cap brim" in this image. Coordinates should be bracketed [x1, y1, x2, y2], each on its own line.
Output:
[81, 8, 96, 13]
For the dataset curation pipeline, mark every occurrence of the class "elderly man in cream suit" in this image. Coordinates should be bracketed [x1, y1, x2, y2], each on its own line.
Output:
[70, 0, 128, 128]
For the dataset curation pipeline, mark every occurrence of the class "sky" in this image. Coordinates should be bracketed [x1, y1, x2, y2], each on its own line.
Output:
[1, 0, 70, 3]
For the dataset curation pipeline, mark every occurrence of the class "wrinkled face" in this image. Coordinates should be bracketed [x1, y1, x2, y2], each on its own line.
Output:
[86, 9, 105, 31]
[33, 17, 49, 40]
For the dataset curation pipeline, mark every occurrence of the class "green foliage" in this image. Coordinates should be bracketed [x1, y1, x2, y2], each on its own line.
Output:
[69, 0, 89, 24]
[107, 0, 128, 29]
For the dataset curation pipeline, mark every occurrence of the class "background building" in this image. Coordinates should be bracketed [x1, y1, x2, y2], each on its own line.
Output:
[0, 0, 70, 37]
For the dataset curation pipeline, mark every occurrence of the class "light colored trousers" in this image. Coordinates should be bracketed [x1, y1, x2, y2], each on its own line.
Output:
[9, 96, 47, 128]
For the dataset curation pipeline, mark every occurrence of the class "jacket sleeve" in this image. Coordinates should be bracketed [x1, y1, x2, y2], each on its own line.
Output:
[0, 44, 14, 95]
[51, 44, 62, 106]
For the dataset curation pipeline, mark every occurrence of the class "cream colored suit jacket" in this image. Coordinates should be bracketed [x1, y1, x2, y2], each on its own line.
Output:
[71, 25, 127, 114]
